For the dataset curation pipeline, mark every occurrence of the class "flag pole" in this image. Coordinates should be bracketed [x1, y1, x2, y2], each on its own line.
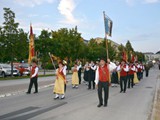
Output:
[103, 11, 109, 59]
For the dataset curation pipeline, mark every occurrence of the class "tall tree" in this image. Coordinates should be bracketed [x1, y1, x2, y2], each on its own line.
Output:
[2, 8, 19, 76]
[35, 29, 52, 75]
[125, 40, 134, 62]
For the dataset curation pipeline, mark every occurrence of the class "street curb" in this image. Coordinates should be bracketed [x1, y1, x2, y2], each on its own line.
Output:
[150, 75, 160, 120]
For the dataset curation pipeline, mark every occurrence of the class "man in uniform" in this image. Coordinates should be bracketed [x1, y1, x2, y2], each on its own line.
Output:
[26, 58, 39, 94]
[95, 58, 116, 107]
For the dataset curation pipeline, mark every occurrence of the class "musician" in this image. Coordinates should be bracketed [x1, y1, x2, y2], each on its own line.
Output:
[117, 59, 129, 93]
[26, 58, 39, 94]
[128, 62, 136, 88]
[95, 58, 116, 107]
[53, 62, 67, 99]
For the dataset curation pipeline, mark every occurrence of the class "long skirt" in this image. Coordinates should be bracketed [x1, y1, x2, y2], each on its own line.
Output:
[133, 73, 139, 84]
[72, 72, 79, 85]
[53, 77, 65, 94]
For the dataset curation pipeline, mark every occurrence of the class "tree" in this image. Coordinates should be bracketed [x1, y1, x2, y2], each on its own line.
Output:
[15, 29, 28, 62]
[35, 30, 52, 75]
[2, 8, 19, 76]
[125, 40, 134, 62]
[51, 27, 83, 65]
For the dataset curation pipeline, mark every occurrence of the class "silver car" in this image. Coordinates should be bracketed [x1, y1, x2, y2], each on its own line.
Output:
[0, 64, 20, 77]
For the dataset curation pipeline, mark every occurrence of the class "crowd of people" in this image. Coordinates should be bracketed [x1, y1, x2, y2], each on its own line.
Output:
[26, 57, 152, 108]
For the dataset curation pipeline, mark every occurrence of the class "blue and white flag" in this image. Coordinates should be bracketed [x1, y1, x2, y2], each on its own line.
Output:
[104, 14, 113, 37]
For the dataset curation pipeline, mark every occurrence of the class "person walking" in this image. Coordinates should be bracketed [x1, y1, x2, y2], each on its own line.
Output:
[88, 61, 96, 89]
[26, 58, 39, 94]
[95, 58, 116, 107]
[72, 63, 79, 88]
[77, 60, 82, 84]
[145, 63, 150, 77]
[117, 59, 129, 93]
[128, 62, 136, 88]
[53, 62, 67, 99]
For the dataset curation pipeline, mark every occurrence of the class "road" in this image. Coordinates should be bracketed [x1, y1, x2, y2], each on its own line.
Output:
[0, 67, 160, 120]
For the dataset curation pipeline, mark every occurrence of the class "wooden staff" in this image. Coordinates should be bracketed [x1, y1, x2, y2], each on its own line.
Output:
[48, 52, 56, 71]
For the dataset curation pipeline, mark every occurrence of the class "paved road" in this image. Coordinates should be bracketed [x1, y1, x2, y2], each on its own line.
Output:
[0, 67, 160, 120]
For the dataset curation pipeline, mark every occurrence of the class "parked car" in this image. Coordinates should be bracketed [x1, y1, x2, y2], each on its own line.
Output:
[0, 64, 20, 77]
[13, 63, 30, 76]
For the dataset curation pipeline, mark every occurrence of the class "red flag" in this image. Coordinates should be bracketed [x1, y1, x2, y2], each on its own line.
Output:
[122, 50, 127, 62]
[28, 24, 35, 64]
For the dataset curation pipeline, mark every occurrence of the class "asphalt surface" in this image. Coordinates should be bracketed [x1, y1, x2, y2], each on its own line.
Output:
[0, 67, 160, 120]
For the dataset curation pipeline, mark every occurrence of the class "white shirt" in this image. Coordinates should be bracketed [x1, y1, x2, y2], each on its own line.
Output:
[77, 64, 82, 71]
[130, 65, 136, 71]
[94, 62, 117, 85]
[117, 64, 129, 72]
[91, 65, 97, 71]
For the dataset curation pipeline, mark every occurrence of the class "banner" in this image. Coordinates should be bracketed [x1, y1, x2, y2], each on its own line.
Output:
[104, 13, 113, 37]
[28, 24, 35, 64]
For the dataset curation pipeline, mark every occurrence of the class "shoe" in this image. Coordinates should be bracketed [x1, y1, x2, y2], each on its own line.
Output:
[26, 92, 30, 94]
[54, 96, 59, 100]
[97, 104, 103, 107]
[120, 90, 123, 93]
[34, 92, 38, 94]
[104, 104, 107, 107]
[61, 96, 65, 99]
[123, 91, 126, 93]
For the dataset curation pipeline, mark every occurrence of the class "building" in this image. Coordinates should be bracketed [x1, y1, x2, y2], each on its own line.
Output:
[144, 51, 160, 61]
[94, 37, 120, 52]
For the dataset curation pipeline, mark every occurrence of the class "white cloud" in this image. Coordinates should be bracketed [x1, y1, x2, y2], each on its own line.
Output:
[58, 0, 79, 24]
[14, 0, 55, 7]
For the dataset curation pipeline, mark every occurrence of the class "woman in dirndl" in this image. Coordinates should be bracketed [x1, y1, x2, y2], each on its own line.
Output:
[53, 62, 67, 99]
[72, 63, 79, 88]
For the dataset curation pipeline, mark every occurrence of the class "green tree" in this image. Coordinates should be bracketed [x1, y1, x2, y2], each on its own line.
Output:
[2, 8, 19, 76]
[125, 40, 134, 62]
[117, 44, 126, 61]
[51, 27, 83, 62]
[35, 30, 52, 75]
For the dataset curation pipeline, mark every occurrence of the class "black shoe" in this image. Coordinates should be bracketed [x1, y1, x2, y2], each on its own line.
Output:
[120, 90, 123, 93]
[104, 104, 107, 107]
[26, 92, 30, 94]
[34, 92, 38, 94]
[123, 91, 126, 93]
[97, 104, 103, 107]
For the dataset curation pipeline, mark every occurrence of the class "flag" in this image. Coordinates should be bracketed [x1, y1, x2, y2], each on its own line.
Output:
[130, 51, 135, 62]
[104, 13, 113, 37]
[28, 24, 35, 64]
[122, 50, 128, 62]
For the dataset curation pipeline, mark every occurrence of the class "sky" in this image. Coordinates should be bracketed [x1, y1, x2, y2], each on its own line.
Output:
[0, 0, 160, 53]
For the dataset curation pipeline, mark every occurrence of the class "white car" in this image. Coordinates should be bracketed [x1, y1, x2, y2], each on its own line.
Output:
[0, 64, 20, 77]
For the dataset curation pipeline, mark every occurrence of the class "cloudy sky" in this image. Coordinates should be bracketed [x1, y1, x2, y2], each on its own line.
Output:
[0, 0, 160, 53]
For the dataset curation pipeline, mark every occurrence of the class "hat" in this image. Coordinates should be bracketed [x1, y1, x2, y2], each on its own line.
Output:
[63, 60, 67, 65]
